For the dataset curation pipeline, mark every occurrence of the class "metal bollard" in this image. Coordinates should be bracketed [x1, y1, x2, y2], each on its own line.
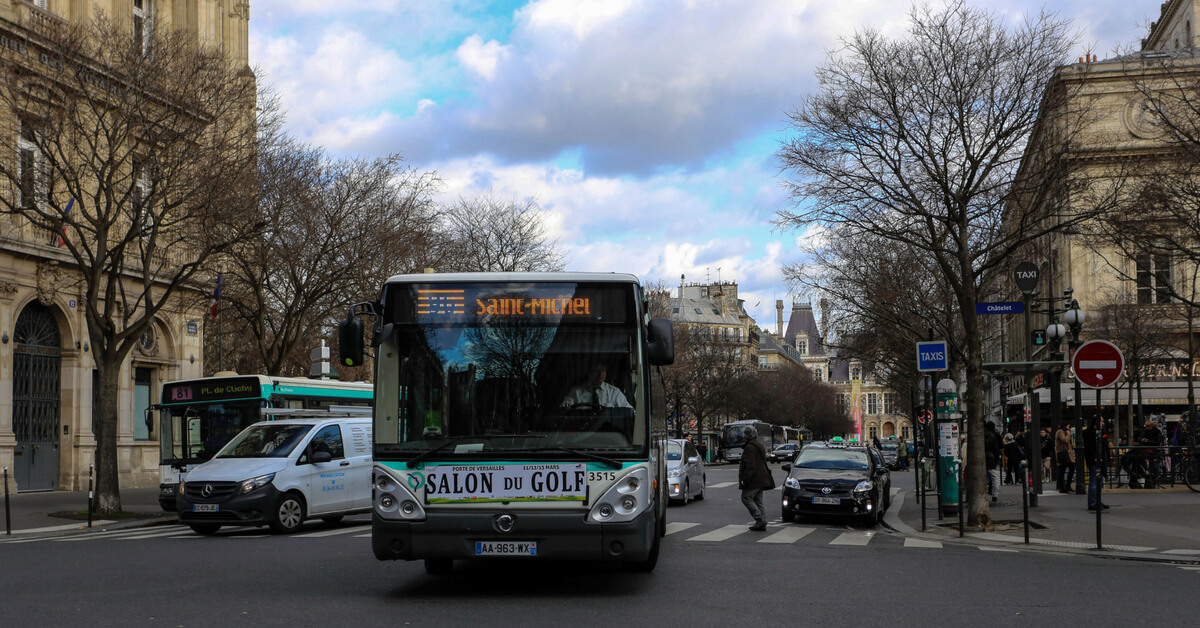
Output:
[4, 467, 10, 536]
[87, 464, 94, 528]
[1021, 460, 1030, 544]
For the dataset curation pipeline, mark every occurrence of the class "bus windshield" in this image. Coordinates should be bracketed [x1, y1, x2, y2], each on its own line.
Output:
[161, 401, 263, 465]
[374, 281, 646, 460]
[723, 426, 747, 447]
[217, 424, 312, 458]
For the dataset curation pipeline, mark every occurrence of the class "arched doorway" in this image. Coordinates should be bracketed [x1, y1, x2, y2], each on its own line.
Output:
[882, 421, 896, 438]
[13, 302, 62, 491]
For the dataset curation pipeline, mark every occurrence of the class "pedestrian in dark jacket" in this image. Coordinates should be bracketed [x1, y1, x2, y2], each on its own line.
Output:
[738, 427, 773, 531]
[984, 422, 1001, 501]
[1083, 415, 1109, 510]
[1003, 433, 1023, 484]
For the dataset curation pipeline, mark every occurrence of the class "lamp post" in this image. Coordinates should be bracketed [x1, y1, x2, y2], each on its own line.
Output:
[1063, 299, 1086, 494]
[1045, 315, 1067, 492]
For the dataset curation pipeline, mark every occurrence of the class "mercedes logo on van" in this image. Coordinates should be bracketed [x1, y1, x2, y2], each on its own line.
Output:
[821, 486, 832, 494]
[201, 484, 214, 498]
[495, 514, 516, 533]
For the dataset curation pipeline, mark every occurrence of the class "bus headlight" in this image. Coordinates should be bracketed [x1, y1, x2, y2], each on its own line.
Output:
[374, 464, 425, 521]
[588, 467, 649, 524]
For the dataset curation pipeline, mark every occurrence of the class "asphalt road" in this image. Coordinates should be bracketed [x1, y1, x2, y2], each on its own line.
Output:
[2, 464, 1194, 627]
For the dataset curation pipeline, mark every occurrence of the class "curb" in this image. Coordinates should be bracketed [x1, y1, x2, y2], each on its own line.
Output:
[886, 490, 1200, 565]
[3, 514, 178, 540]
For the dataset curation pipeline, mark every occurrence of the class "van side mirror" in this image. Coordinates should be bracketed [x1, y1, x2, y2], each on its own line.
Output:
[311, 450, 333, 464]
[646, 318, 674, 366]
[339, 311, 365, 367]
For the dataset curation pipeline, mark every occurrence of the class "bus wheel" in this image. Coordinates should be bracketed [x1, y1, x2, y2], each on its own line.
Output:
[424, 559, 453, 575]
[269, 492, 306, 534]
[189, 523, 221, 535]
[624, 534, 660, 573]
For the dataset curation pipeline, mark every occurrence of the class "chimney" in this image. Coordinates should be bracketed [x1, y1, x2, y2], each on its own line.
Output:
[819, 298, 830, 344]
[776, 300, 784, 337]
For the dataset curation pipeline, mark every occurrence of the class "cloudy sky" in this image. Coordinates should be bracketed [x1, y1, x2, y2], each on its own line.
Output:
[249, 0, 1157, 329]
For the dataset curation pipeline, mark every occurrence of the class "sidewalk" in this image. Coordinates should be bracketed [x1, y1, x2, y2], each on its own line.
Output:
[1, 487, 176, 538]
[888, 469, 1200, 563]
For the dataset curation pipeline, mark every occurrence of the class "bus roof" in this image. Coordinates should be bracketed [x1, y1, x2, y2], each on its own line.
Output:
[384, 271, 643, 285]
[162, 373, 371, 391]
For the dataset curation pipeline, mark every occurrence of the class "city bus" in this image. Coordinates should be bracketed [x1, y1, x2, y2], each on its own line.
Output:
[155, 373, 373, 510]
[339, 272, 675, 574]
[721, 419, 774, 462]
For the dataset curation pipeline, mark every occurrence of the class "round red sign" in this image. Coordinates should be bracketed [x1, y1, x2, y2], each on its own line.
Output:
[918, 409, 933, 424]
[1072, 340, 1125, 389]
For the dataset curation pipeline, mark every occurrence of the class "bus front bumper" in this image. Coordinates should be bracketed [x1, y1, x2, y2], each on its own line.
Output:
[372, 506, 657, 563]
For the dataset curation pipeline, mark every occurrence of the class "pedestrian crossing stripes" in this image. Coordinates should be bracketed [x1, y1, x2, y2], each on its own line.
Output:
[707, 482, 737, 489]
[665, 522, 700, 536]
[903, 538, 942, 548]
[759, 526, 814, 544]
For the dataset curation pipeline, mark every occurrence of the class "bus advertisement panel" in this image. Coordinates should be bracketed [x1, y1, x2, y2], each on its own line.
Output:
[342, 272, 675, 574]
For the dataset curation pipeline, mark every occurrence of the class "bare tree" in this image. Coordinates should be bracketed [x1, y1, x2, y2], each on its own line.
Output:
[774, 2, 1117, 525]
[211, 101, 446, 377]
[441, 195, 567, 272]
[659, 323, 749, 446]
[0, 17, 261, 512]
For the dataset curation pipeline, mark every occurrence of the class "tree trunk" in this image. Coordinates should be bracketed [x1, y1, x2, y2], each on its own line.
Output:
[93, 356, 123, 513]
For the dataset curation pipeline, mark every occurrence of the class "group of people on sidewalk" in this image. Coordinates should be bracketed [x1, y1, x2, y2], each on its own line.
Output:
[983, 417, 1110, 511]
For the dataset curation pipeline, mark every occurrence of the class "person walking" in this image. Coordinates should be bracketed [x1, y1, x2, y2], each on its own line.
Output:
[1083, 415, 1110, 511]
[1055, 421, 1075, 493]
[1039, 428, 1053, 483]
[984, 422, 1001, 502]
[1003, 433, 1022, 485]
[738, 426, 773, 531]
[896, 439, 908, 471]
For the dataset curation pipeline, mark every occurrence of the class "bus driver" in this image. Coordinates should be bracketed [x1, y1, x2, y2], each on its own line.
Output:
[560, 363, 632, 409]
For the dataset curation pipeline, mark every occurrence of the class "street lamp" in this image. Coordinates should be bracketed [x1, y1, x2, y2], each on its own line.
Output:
[1063, 299, 1086, 494]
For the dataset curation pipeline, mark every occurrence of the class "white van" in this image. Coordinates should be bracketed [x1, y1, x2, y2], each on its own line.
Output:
[176, 417, 372, 534]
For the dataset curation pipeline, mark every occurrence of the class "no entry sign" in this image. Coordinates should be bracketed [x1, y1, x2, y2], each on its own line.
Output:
[1072, 340, 1124, 389]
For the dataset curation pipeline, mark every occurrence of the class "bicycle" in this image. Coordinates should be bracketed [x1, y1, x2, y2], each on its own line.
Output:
[1183, 447, 1200, 493]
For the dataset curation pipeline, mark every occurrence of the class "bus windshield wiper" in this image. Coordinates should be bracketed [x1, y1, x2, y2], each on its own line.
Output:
[406, 434, 544, 468]
[506, 447, 623, 469]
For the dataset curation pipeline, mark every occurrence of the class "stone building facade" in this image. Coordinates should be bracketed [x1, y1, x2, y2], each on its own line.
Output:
[0, 0, 250, 493]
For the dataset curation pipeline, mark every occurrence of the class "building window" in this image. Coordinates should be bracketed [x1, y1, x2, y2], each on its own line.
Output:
[867, 393, 878, 415]
[759, 356, 768, 368]
[1136, 252, 1171, 304]
[868, 425, 878, 440]
[902, 425, 911, 440]
[814, 368, 822, 381]
[33, 0, 48, 10]
[884, 393, 895, 414]
[134, 0, 155, 55]
[836, 394, 848, 414]
[134, 367, 153, 440]
[798, 339, 807, 355]
[18, 122, 50, 213]
[851, 367, 861, 381]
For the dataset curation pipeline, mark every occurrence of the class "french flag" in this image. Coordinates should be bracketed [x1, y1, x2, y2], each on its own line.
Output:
[57, 198, 74, 248]
[209, 273, 222, 319]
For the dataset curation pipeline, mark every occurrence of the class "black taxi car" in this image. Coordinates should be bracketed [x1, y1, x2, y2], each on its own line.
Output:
[779, 438, 891, 526]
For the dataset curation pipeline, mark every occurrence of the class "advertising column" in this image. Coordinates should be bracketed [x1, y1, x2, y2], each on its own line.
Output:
[936, 383, 960, 516]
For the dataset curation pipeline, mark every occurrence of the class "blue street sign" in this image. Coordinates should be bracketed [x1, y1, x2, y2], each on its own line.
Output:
[916, 341, 949, 372]
[975, 301, 1024, 315]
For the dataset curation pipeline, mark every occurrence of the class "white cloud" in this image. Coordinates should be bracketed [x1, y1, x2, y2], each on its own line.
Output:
[456, 35, 510, 80]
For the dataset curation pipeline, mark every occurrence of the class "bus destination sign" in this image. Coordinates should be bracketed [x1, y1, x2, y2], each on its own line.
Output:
[163, 376, 262, 404]
[416, 287, 593, 320]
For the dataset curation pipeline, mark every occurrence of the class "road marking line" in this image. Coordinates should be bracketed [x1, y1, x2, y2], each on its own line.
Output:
[665, 522, 700, 536]
[1176, 566, 1200, 571]
[354, 533, 372, 538]
[979, 546, 1019, 553]
[903, 538, 941, 548]
[296, 524, 371, 538]
[829, 531, 874, 546]
[1162, 549, 1200, 555]
[708, 482, 737, 489]
[52, 527, 171, 542]
[687, 524, 750, 542]
[118, 529, 197, 540]
[759, 526, 815, 544]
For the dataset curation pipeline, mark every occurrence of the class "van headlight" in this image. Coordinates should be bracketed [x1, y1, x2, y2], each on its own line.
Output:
[239, 473, 275, 495]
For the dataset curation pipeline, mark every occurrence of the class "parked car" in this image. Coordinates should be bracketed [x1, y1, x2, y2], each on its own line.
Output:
[177, 417, 373, 535]
[779, 439, 891, 526]
[770, 444, 800, 463]
[666, 439, 705, 504]
[878, 440, 900, 470]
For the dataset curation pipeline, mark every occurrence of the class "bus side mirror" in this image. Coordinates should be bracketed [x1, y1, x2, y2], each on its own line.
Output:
[339, 313, 365, 367]
[647, 318, 674, 366]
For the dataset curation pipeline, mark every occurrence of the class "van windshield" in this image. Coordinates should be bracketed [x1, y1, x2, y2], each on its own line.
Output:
[217, 424, 313, 458]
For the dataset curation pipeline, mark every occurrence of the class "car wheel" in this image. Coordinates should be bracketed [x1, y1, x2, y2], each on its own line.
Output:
[269, 492, 306, 534]
[424, 559, 453, 576]
[695, 475, 705, 500]
[781, 509, 795, 523]
[682, 480, 690, 506]
[189, 523, 221, 535]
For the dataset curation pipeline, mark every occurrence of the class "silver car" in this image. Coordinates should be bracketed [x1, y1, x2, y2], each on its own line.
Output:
[667, 439, 706, 504]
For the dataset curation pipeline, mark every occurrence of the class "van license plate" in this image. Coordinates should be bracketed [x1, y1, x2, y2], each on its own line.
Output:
[811, 497, 841, 505]
[475, 541, 537, 556]
[193, 504, 219, 513]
